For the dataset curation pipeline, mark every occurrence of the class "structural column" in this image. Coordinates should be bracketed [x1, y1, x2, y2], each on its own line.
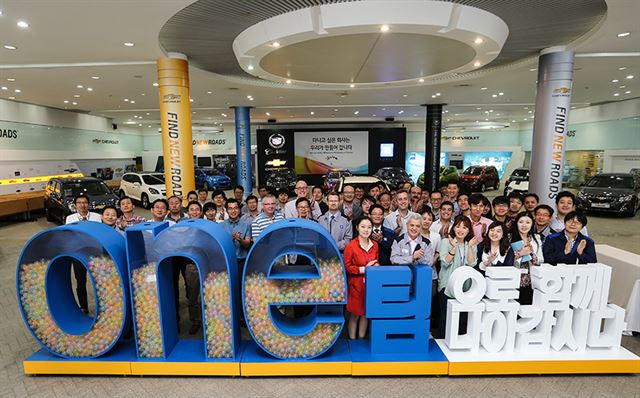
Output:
[529, 49, 575, 206]
[233, 106, 253, 193]
[422, 104, 444, 193]
[157, 52, 195, 199]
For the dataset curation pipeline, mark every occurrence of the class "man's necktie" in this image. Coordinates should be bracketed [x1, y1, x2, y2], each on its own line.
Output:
[330, 215, 335, 234]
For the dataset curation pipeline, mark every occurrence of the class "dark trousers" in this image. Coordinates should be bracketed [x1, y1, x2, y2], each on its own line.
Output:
[172, 260, 188, 324]
[73, 263, 88, 312]
[518, 285, 533, 305]
[436, 289, 468, 339]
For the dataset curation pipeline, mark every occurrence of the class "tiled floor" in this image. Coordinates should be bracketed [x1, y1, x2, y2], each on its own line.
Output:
[1, 210, 639, 397]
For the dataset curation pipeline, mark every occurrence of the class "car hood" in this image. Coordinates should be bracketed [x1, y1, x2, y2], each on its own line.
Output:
[580, 187, 634, 196]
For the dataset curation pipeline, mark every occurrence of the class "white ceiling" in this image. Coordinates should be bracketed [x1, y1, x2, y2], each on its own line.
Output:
[0, 0, 638, 130]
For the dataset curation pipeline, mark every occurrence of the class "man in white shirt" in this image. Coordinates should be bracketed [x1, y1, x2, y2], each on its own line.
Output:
[65, 194, 101, 314]
[384, 190, 417, 235]
[430, 200, 454, 238]
[284, 179, 321, 219]
[550, 191, 588, 235]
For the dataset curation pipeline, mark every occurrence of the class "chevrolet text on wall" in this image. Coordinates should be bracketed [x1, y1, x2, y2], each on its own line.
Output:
[16, 220, 639, 376]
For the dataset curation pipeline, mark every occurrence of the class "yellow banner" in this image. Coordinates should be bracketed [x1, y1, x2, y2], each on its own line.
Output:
[157, 57, 195, 199]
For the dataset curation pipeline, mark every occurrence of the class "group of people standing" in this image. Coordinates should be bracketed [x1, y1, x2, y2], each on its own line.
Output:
[63, 177, 597, 340]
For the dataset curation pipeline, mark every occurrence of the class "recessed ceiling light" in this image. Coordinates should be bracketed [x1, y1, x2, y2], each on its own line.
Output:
[124, 42, 135, 47]
[248, 97, 254, 101]
[72, 101, 77, 105]
[398, 110, 404, 114]
[8, 96, 15, 100]
[3, 44, 17, 50]
[63, 100, 69, 104]
[124, 98, 129, 102]
[498, 92, 504, 96]
[618, 67, 628, 71]
[524, 118, 528, 121]
[612, 79, 619, 83]
[436, 92, 441, 96]
[512, 120, 516, 123]
[480, 87, 487, 90]
[489, 109, 494, 112]
[617, 32, 630, 38]
[492, 94, 497, 98]
[529, 68, 537, 72]
[418, 78, 425, 83]
[189, 98, 194, 102]
[619, 85, 626, 89]
[349, 83, 355, 88]
[0, 11, 3, 16]
[207, 91, 212, 94]
[476, 107, 482, 110]
[382, 108, 386, 110]
[17, 21, 29, 28]
[265, 112, 271, 116]
[13, 89, 21, 93]
[76, 84, 83, 88]
[354, 111, 359, 115]
[474, 37, 484, 44]
[473, 61, 481, 67]
[221, 113, 227, 117]
[247, 65, 254, 70]
[91, 76, 100, 80]
[285, 79, 292, 84]
[625, 90, 631, 94]
[380, 25, 390, 32]
[271, 41, 280, 47]
[152, 82, 158, 87]
[613, 93, 620, 96]
[86, 87, 93, 91]
[73, 94, 80, 98]
[146, 112, 150, 115]
[334, 109, 338, 112]
[131, 100, 136, 104]
[373, 114, 377, 117]
[626, 75, 634, 79]
[7, 78, 15, 82]
[402, 94, 408, 97]
[431, 95, 436, 98]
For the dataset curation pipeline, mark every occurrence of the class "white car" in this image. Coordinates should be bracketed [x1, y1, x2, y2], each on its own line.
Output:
[335, 176, 389, 193]
[119, 172, 166, 209]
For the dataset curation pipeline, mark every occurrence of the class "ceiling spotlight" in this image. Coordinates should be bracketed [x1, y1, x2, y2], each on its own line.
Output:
[625, 90, 631, 94]
[492, 94, 497, 98]
[618, 67, 627, 71]
[3, 44, 17, 50]
[76, 84, 83, 88]
[124, 42, 135, 47]
[248, 97, 254, 101]
[63, 100, 69, 104]
[498, 92, 504, 96]
[189, 98, 193, 102]
[13, 89, 20, 93]
[271, 41, 280, 47]
[612, 79, 619, 83]
[626, 75, 634, 79]
[124, 99, 129, 102]
[431, 95, 436, 98]
[473, 61, 481, 67]
[0, 86, 7, 90]
[73, 94, 80, 98]
[8, 96, 15, 100]
[418, 78, 424, 83]
[354, 111, 359, 115]
[334, 109, 338, 112]
[285, 79, 292, 84]
[72, 101, 77, 105]
[87, 87, 93, 91]
[152, 82, 159, 87]
[398, 110, 404, 114]
[619, 85, 626, 89]
[474, 38, 484, 44]
[617, 32, 630, 38]
[529, 68, 537, 72]
[480, 87, 487, 90]
[91, 76, 100, 80]
[380, 25, 390, 32]
[130, 100, 136, 104]
[613, 93, 620, 96]
[436, 93, 441, 96]
[349, 83, 355, 88]
[310, 111, 315, 115]
[265, 112, 271, 116]
[17, 21, 29, 28]
[402, 94, 408, 97]
[7, 78, 15, 81]
[373, 114, 377, 117]
[247, 65, 254, 70]
[221, 113, 227, 117]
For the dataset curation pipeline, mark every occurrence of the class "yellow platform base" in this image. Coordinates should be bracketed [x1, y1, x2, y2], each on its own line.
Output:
[241, 361, 352, 376]
[130, 361, 240, 376]
[351, 361, 448, 376]
[24, 360, 131, 376]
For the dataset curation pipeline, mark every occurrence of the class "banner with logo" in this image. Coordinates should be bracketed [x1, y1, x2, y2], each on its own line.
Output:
[529, 51, 574, 206]
[157, 57, 195, 199]
[294, 131, 368, 174]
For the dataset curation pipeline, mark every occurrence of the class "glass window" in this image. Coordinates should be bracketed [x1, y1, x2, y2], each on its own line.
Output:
[586, 175, 634, 189]
[142, 174, 164, 185]
[63, 181, 111, 197]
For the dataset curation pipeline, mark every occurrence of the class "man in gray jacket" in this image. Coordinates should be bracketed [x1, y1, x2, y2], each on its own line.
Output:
[318, 192, 353, 251]
[390, 214, 435, 267]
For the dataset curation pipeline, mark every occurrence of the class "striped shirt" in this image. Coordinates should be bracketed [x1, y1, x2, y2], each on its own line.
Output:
[251, 211, 284, 239]
[115, 214, 145, 231]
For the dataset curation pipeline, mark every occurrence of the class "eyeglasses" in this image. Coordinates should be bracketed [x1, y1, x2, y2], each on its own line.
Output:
[295, 186, 308, 190]
[296, 205, 309, 210]
[566, 219, 583, 225]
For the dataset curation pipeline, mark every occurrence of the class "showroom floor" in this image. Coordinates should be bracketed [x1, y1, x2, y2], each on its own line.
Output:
[1, 204, 639, 397]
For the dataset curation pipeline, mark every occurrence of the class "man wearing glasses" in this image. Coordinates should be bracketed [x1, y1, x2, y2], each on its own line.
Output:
[284, 179, 322, 219]
[542, 211, 596, 265]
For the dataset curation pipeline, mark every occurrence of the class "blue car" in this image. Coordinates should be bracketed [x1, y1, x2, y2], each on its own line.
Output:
[195, 168, 232, 190]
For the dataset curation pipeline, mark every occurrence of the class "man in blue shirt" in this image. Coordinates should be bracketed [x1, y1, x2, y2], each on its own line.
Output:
[222, 199, 252, 297]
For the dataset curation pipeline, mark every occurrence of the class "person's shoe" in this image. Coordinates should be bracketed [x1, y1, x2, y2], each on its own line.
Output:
[189, 323, 200, 335]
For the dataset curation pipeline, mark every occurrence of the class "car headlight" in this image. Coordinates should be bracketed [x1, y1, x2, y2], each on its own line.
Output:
[618, 194, 633, 202]
[149, 188, 159, 194]
[577, 191, 588, 200]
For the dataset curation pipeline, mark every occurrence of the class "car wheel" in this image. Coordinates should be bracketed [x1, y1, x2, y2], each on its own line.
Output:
[480, 183, 486, 192]
[141, 194, 150, 209]
[45, 205, 54, 222]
